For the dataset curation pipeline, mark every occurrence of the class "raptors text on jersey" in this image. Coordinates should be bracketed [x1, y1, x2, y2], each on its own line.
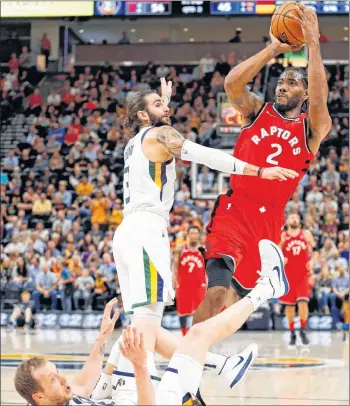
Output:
[230, 102, 314, 210]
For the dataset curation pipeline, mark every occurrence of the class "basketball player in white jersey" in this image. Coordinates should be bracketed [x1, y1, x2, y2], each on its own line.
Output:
[109, 78, 298, 403]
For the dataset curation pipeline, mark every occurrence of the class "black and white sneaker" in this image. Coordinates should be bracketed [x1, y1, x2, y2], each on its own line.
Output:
[219, 343, 258, 389]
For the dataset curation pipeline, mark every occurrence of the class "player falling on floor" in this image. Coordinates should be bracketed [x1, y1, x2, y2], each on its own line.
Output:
[193, 4, 331, 325]
[14, 243, 289, 406]
[279, 213, 317, 348]
[173, 226, 207, 336]
[119, 241, 290, 405]
[109, 78, 297, 403]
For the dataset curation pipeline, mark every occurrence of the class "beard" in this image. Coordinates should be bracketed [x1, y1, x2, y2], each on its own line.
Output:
[275, 95, 301, 113]
[146, 110, 171, 126]
[289, 223, 299, 229]
[189, 241, 198, 248]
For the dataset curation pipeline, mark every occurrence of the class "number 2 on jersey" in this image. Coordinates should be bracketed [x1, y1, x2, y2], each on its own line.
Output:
[124, 166, 130, 204]
[266, 143, 282, 165]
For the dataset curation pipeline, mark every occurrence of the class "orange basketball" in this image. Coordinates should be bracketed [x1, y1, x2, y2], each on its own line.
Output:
[271, 1, 305, 46]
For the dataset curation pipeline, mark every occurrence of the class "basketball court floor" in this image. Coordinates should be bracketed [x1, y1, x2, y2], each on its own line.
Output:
[1, 328, 348, 405]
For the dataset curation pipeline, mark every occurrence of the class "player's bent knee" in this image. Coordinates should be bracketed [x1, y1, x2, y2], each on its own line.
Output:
[207, 286, 229, 311]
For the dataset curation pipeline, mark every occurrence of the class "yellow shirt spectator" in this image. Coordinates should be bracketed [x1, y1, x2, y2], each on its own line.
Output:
[32, 193, 52, 215]
[109, 201, 123, 229]
[76, 176, 94, 197]
[91, 190, 110, 224]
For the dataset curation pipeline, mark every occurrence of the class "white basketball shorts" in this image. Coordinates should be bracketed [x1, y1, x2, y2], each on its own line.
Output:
[112, 211, 174, 315]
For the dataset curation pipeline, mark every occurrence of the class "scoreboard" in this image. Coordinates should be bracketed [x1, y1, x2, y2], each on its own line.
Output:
[210, 1, 349, 15]
[94, 0, 349, 16]
[125, 1, 172, 16]
[95, 1, 172, 16]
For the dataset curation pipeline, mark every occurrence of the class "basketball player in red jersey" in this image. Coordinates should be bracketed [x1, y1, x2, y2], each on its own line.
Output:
[173, 226, 207, 336]
[193, 4, 331, 324]
[279, 213, 317, 348]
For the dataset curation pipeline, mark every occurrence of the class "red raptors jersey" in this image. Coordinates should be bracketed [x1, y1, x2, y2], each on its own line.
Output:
[230, 102, 314, 210]
[177, 245, 206, 287]
[282, 230, 310, 274]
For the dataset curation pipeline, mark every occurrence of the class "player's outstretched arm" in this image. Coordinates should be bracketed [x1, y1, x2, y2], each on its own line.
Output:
[224, 35, 302, 125]
[153, 126, 299, 181]
[71, 298, 119, 397]
[294, 4, 332, 153]
[120, 326, 155, 406]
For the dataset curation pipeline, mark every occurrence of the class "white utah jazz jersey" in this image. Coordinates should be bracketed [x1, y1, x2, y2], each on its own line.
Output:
[122, 126, 176, 221]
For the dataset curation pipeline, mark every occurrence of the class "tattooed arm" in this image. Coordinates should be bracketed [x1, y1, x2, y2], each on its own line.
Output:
[151, 126, 299, 181]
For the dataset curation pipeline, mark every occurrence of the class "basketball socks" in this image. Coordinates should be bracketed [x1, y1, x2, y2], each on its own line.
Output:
[300, 319, 307, 329]
[181, 327, 188, 336]
[205, 351, 228, 375]
[289, 321, 295, 331]
[246, 283, 271, 311]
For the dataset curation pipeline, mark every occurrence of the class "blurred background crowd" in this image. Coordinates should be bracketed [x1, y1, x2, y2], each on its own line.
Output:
[0, 28, 348, 330]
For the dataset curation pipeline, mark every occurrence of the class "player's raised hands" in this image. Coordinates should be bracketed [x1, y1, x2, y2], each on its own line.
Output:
[98, 297, 120, 344]
[261, 167, 299, 181]
[160, 77, 172, 102]
[119, 326, 148, 368]
[293, 4, 320, 46]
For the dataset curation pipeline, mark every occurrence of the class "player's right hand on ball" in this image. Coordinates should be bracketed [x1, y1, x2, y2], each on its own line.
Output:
[269, 28, 304, 54]
[261, 167, 299, 181]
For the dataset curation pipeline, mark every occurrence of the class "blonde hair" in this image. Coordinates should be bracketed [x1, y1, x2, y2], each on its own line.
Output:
[14, 357, 46, 405]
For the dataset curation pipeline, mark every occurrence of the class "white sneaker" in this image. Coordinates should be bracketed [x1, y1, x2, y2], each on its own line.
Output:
[257, 239, 289, 298]
[219, 343, 258, 389]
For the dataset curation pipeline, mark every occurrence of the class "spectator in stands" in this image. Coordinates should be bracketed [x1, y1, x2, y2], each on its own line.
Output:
[92, 270, 109, 310]
[52, 210, 72, 237]
[100, 253, 116, 282]
[9, 291, 35, 329]
[198, 166, 215, 193]
[47, 89, 61, 106]
[322, 162, 341, 190]
[25, 88, 42, 117]
[156, 64, 169, 78]
[316, 267, 335, 314]
[58, 264, 74, 312]
[118, 31, 130, 45]
[8, 53, 20, 72]
[199, 53, 216, 83]
[32, 193, 52, 224]
[40, 32, 51, 68]
[33, 264, 58, 312]
[3, 150, 19, 172]
[90, 189, 110, 229]
[19, 46, 32, 70]
[76, 175, 94, 197]
[73, 268, 95, 311]
[331, 263, 350, 326]
[229, 27, 243, 43]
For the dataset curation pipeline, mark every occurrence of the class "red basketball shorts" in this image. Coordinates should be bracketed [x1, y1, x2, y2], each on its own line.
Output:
[205, 191, 285, 291]
[176, 284, 206, 316]
[279, 270, 310, 305]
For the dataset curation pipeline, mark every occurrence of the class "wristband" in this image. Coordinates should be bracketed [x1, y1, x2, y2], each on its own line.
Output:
[257, 167, 264, 178]
[161, 94, 171, 106]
